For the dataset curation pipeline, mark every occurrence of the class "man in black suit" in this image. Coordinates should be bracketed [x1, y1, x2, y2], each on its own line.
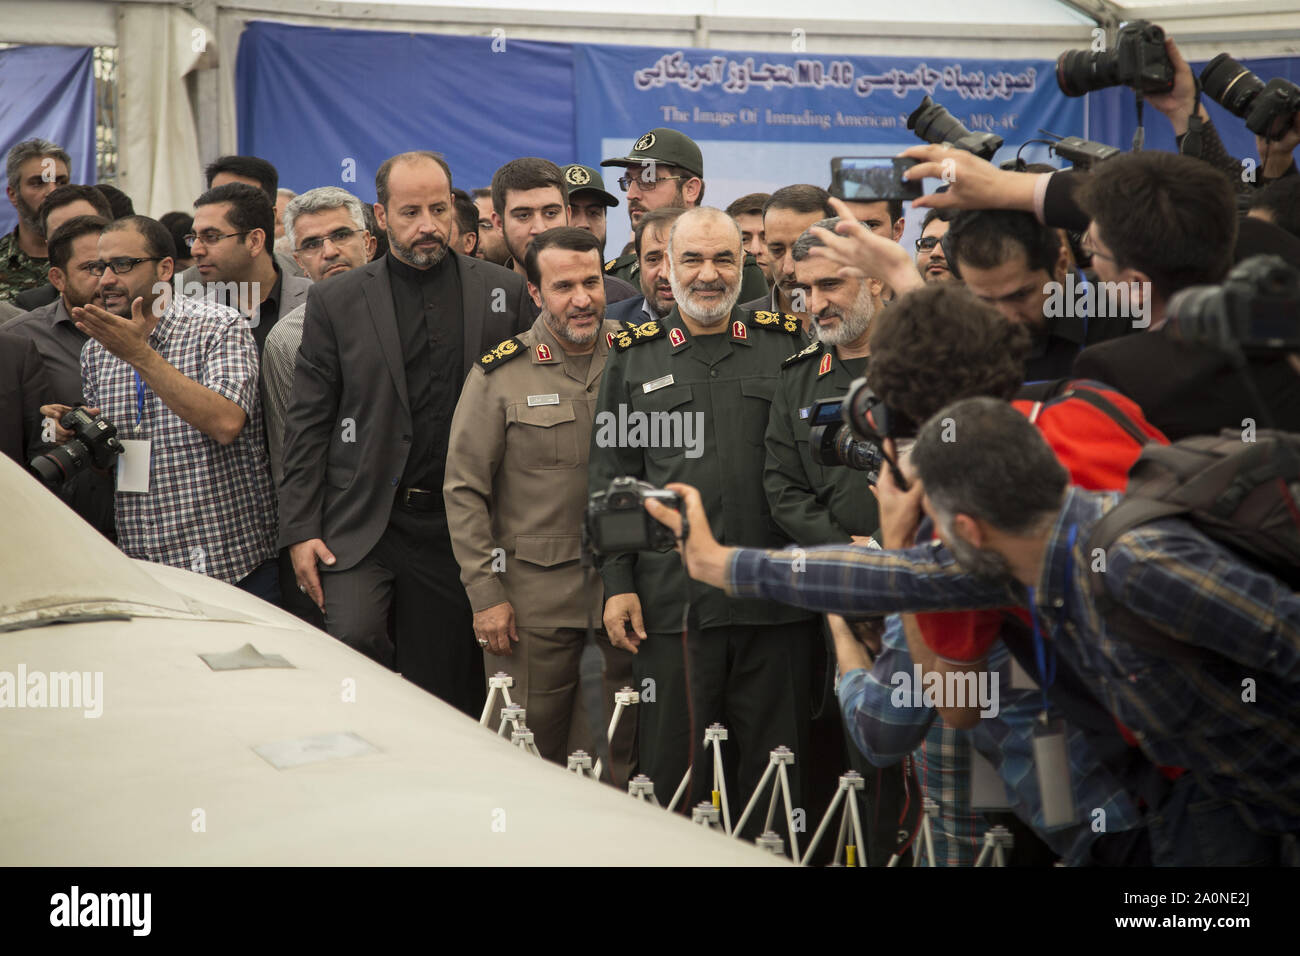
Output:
[279, 151, 531, 716]
[0, 330, 49, 467]
[604, 207, 685, 327]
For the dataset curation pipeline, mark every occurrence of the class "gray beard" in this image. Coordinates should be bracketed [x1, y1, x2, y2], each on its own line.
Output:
[389, 231, 447, 268]
[938, 514, 1015, 581]
[815, 285, 875, 347]
[542, 309, 599, 347]
[669, 272, 740, 326]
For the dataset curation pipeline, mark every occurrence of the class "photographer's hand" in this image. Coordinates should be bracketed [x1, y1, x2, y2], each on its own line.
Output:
[1147, 37, 1207, 136]
[808, 198, 923, 295]
[644, 482, 733, 592]
[902, 144, 1040, 215]
[603, 593, 647, 654]
[872, 440, 925, 551]
[1257, 111, 1300, 178]
[37, 403, 98, 444]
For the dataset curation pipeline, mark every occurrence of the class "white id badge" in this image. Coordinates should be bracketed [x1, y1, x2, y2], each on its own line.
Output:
[1033, 716, 1076, 828]
[116, 438, 151, 493]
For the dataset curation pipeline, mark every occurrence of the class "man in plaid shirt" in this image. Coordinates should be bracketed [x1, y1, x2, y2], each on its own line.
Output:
[649, 397, 1300, 866]
[44, 216, 277, 596]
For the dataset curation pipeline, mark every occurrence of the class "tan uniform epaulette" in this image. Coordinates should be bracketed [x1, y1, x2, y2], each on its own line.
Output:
[612, 320, 666, 351]
[751, 310, 803, 335]
[477, 336, 526, 372]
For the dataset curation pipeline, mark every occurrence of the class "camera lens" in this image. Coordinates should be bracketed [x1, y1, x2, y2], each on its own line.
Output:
[907, 96, 967, 146]
[1056, 49, 1122, 98]
[29, 441, 88, 487]
[1201, 54, 1264, 117]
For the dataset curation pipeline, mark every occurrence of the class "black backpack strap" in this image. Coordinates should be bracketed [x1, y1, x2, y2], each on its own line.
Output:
[1056, 384, 1154, 448]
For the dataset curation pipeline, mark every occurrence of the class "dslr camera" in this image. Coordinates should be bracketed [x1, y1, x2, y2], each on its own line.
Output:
[807, 397, 885, 480]
[1201, 54, 1300, 141]
[1167, 255, 1300, 353]
[907, 96, 1003, 160]
[586, 477, 681, 554]
[30, 406, 125, 487]
[1056, 19, 1174, 98]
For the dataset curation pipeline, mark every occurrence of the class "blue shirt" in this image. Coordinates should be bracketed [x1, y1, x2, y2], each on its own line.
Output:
[733, 487, 1300, 835]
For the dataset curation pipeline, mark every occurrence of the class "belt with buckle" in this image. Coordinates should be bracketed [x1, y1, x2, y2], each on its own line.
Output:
[395, 485, 443, 512]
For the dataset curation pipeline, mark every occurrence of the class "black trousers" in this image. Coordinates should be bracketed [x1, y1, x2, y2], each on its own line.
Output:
[322, 508, 484, 717]
[634, 620, 814, 841]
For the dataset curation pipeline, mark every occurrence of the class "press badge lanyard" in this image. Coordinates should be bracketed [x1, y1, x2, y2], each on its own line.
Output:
[1023, 524, 1077, 715]
[134, 370, 147, 434]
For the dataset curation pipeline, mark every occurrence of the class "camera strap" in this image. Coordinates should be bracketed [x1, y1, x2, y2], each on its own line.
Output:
[1182, 76, 1205, 157]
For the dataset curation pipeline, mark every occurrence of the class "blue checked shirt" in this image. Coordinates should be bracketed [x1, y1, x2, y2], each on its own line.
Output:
[838, 614, 1144, 864]
[82, 295, 277, 584]
[731, 486, 1300, 835]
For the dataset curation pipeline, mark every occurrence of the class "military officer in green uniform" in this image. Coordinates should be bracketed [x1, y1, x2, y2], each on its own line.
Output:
[600, 128, 767, 303]
[588, 206, 817, 828]
[764, 217, 913, 866]
[561, 164, 618, 256]
[1, 139, 71, 302]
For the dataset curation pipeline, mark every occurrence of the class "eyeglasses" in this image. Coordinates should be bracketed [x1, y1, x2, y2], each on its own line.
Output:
[295, 227, 361, 254]
[1079, 233, 1115, 264]
[617, 174, 686, 193]
[915, 236, 941, 252]
[183, 229, 250, 249]
[87, 257, 163, 277]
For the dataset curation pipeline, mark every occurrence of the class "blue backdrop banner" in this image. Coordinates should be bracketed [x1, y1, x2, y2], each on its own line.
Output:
[573, 44, 1085, 253]
[236, 21, 576, 200]
[0, 45, 96, 235]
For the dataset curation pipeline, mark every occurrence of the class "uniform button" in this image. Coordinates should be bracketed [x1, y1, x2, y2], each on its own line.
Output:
[709, 369, 718, 378]
[392, 477, 399, 486]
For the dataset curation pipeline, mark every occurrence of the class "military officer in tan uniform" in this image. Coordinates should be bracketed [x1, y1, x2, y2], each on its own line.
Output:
[445, 226, 634, 781]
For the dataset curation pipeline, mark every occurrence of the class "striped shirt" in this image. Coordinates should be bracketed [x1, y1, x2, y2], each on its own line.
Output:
[732, 486, 1300, 835]
[82, 294, 277, 583]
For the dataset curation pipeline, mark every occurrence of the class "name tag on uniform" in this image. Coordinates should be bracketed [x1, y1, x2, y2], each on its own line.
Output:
[799, 405, 811, 419]
[642, 374, 674, 394]
[527, 393, 560, 407]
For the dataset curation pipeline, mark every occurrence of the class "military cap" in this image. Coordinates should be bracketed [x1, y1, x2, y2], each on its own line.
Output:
[562, 164, 619, 207]
[600, 128, 704, 179]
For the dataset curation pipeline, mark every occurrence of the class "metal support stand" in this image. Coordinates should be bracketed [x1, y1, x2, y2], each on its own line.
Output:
[974, 825, 1014, 867]
[802, 771, 866, 867]
[510, 724, 542, 758]
[692, 802, 722, 830]
[888, 797, 938, 867]
[479, 671, 516, 727]
[497, 702, 527, 738]
[592, 686, 638, 782]
[628, 774, 660, 806]
[665, 723, 732, 829]
[733, 746, 799, 861]
[567, 750, 595, 778]
[755, 831, 785, 856]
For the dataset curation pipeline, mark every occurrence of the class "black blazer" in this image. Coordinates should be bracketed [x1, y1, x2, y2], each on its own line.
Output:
[0, 330, 51, 467]
[278, 254, 530, 568]
[1072, 328, 1300, 441]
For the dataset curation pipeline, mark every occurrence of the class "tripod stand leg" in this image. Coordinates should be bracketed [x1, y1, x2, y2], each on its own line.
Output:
[592, 700, 626, 781]
[801, 786, 846, 866]
[779, 765, 801, 864]
[712, 739, 732, 836]
[733, 760, 777, 837]
[847, 786, 866, 868]
[479, 687, 499, 727]
[667, 765, 692, 813]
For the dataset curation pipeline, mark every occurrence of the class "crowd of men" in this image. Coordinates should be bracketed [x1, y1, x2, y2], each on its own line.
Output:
[3, 34, 1299, 866]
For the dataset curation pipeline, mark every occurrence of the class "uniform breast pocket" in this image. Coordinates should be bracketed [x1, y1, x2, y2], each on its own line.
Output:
[633, 383, 695, 461]
[740, 377, 777, 446]
[510, 402, 579, 469]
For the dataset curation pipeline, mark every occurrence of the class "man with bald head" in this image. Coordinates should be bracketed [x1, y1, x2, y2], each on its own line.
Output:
[279, 150, 531, 716]
[588, 206, 817, 830]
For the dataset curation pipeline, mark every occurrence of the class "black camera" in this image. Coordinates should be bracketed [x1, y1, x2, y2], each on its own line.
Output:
[30, 406, 125, 487]
[1201, 54, 1300, 142]
[586, 477, 681, 554]
[807, 397, 885, 479]
[1167, 255, 1300, 353]
[1050, 136, 1122, 169]
[906, 96, 1004, 161]
[1056, 19, 1174, 98]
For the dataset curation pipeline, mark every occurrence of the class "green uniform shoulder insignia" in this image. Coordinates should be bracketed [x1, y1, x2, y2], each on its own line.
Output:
[752, 310, 804, 335]
[477, 336, 526, 372]
[781, 340, 824, 368]
[604, 258, 619, 272]
[614, 320, 665, 351]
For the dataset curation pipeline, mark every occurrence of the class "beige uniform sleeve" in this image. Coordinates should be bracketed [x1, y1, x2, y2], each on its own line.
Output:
[444, 364, 510, 612]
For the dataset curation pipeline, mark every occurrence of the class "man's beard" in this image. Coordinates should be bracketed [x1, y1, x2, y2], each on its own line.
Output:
[668, 271, 740, 326]
[639, 276, 675, 317]
[815, 283, 875, 347]
[15, 194, 42, 236]
[389, 230, 447, 268]
[543, 307, 600, 347]
[937, 513, 1014, 581]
